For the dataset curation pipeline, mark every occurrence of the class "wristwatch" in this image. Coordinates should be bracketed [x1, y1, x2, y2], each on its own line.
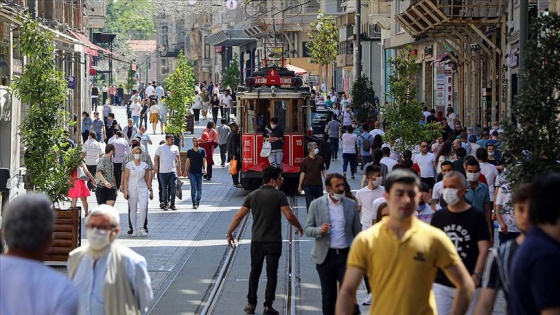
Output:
[473, 272, 482, 278]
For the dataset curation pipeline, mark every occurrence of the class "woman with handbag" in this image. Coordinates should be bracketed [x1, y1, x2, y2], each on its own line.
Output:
[123, 146, 153, 237]
[227, 122, 241, 187]
[68, 155, 96, 216]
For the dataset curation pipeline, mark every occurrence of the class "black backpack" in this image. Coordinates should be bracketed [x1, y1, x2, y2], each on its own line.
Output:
[360, 134, 372, 151]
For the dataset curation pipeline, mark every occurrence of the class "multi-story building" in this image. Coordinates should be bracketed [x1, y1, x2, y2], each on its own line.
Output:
[0, 0, 106, 206]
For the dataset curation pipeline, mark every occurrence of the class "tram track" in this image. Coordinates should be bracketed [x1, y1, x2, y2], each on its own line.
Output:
[200, 195, 300, 315]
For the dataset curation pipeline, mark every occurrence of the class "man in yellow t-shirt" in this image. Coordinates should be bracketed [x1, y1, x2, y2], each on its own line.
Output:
[336, 169, 475, 315]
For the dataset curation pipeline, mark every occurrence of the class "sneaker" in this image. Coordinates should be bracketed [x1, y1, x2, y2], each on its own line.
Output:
[164, 204, 169, 211]
[138, 228, 147, 237]
[244, 304, 256, 314]
[193, 204, 198, 209]
[160, 202, 165, 209]
[144, 227, 149, 233]
[221, 164, 225, 167]
[127, 229, 133, 235]
[362, 293, 372, 305]
[263, 306, 279, 315]
[351, 174, 355, 179]
[170, 205, 177, 211]
[131, 231, 137, 237]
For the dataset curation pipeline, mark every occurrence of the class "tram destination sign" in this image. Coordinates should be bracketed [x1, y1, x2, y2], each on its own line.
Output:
[253, 69, 293, 86]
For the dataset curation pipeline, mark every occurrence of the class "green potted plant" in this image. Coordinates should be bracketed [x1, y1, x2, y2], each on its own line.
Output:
[12, 17, 82, 260]
[164, 51, 196, 138]
[351, 75, 377, 125]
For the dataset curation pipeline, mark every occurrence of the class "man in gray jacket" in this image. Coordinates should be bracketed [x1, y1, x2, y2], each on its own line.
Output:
[304, 173, 361, 315]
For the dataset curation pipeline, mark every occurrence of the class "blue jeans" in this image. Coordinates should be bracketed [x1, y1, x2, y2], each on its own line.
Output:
[360, 154, 373, 170]
[268, 151, 283, 168]
[329, 137, 339, 159]
[132, 116, 140, 128]
[342, 153, 357, 175]
[159, 172, 177, 206]
[189, 172, 203, 204]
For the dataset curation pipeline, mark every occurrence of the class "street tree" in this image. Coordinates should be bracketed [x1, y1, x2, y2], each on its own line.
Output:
[164, 51, 196, 136]
[222, 53, 241, 92]
[306, 10, 338, 86]
[13, 17, 81, 207]
[382, 46, 441, 153]
[503, 12, 560, 189]
[351, 75, 377, 123]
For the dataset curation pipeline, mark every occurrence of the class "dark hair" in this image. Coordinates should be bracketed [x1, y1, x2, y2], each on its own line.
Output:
[491, 130, 499, 137]
[105, 144, 115, 154]
[530, 173, 560, 224]
[262, 166, 282, 184]
[108, 113, 115, 119]
[381, 147, 391, 157]
[476, 147, 488, 161]
[116, 131, 124, 138]
[384, 169, 421, 194]
[343, 178, 354, 199]
[420, 182, 430, 193]
[372, 135, 383, 150]
[375, 202, 389, 223]
[362, 123, 369, 132]
[512, 183, 532, 204]
[325, 173, 345, 188]
[441, 160, 454, 169]
[346, 126, 354, 133]
[207, 121, 215, 129]
[89, 131, 97, 138]
[401, 150, 413, 168]
[459, 132, 468, 140]
[270, 117, 279, 124]
[82, 111, 89, 117]
[372, 149, 383, 165]
[455, 147, 467, 158]
[464, 156, 480, 168]
[365, 164, 381, 177]
[436, 142, 453, 163]
[221, 118, 227, 124]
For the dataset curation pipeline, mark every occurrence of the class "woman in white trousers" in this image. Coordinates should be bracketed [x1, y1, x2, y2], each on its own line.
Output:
[123, 146, 153, 236]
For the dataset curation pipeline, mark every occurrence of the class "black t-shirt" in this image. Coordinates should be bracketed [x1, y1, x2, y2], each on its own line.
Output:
[431, 206, 490, 287]
[117, 87, 124, 96]
[91, 86, 99, 96]
[509, 227, 560, 315]
[242, 185, 289, 242]
[211, 99, 220, 108]
[106, 120, 119, 138]
[187, 148, 206, 174]
[263, 127, 284, 150]
[426, 114, 437, 123]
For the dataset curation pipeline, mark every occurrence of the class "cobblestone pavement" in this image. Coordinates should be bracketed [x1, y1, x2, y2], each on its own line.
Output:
[32, 106, 507, 314]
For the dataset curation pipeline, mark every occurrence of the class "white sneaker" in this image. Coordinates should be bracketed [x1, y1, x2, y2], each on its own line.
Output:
[362, 293, 372, 305]
[131, 231, 137, 237]
[138, 228, 147, 237]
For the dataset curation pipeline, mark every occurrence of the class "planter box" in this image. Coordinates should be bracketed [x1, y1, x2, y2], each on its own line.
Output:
[185, 114, 195, 134]
[46, 207, 81, 264]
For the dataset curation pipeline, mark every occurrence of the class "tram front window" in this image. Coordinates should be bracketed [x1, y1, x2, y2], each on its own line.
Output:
[273, 100, 288, 131]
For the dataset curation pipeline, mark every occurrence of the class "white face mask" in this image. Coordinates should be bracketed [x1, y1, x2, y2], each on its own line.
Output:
[313, 148, 319, 155]
[86, 228, 112, 250]
[373, 177, 383, 187]
[133, 153, 141, 160]
[466, 172, 480, 182]
[270, 124, 277, 129]
[330, 191, 345, 201]
[442, 188, 461, 206]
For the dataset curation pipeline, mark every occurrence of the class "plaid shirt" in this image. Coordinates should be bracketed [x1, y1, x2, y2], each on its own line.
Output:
[96, 156, 114, 188]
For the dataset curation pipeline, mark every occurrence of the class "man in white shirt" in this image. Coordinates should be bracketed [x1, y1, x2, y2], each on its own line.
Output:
[109, 131, 129, 190]
[476, 147, 499, 202]
[154, 134, 181, 210]
[368, 121, 385, 139]
[220, 89, 233, 122]
[68, 205, 153, 315]
[83, 131, 104, 191]
[130, 98, 141, 128]
[432, 160, 454, 209]
[380, 147, 397, 172]
[413, 140, 436, 189]
[1, 194, 79, 315]
[144, 83, 155, 99]
[156, 83, 164, 99]
[356, 165, 385, 230]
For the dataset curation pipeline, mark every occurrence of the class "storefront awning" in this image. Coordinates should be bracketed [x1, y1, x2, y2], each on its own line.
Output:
[206, 30, 256, 47]
[68, 30, 100, 56]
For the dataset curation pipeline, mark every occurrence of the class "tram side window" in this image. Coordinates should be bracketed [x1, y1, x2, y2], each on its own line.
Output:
[273, 100, 288, 132]
[291, 99, 300, 133]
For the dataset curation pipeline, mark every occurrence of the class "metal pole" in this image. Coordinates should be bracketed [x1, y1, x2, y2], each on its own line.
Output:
[355, 0, 362, 81]
[518, 0, 528, 93]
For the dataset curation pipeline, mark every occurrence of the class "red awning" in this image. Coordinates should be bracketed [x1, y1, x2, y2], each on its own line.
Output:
[68, 30, 99, 56]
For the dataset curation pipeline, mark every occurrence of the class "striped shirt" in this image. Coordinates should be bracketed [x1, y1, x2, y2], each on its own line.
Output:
[481, 239, 520, 303]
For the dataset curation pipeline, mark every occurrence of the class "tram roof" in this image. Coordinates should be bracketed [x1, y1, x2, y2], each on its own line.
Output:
[236, 86, 312, 99]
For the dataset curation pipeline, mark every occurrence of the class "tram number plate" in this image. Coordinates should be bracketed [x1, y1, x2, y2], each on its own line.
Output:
[254, 76, 292, 85]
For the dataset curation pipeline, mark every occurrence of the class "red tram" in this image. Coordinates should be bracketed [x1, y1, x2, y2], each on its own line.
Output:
[235, 66, 312, 193]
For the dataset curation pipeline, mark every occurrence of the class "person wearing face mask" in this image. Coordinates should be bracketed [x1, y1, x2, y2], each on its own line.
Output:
[463, 158, 492, 238]
[298, 142, 328, 211]
[68, 205, 153, 315]
[95, 144, 118, 206]
[431, 171, 490, 315]
[123, 146, 153, 237]
[432, 161, 454, 209]
[305, 173, 362, 315]
[122, 136, 153, 235]
[354, 165, 385, 306]
[226, 166, 304, 315]
[263, 117, 284, 168]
